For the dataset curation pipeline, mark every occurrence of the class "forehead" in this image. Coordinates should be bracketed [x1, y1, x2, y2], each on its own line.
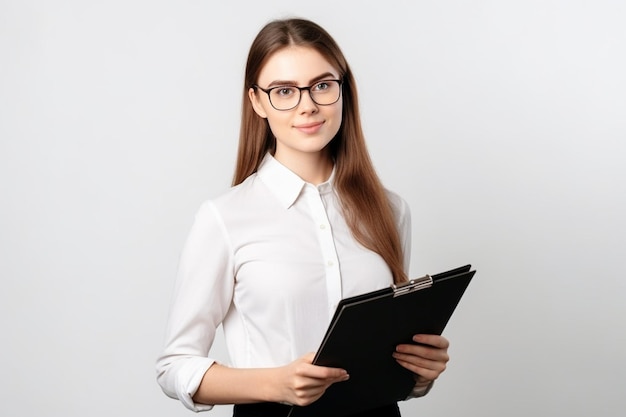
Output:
[257, 46, 339, 85]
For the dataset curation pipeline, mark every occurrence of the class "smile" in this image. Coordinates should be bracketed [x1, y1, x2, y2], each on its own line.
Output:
[294, 121, 324, 134]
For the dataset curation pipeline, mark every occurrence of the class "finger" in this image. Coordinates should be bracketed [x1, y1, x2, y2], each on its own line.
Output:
[290, 369, 349, 404]
[300, 352, 316, 364]
[412, 334, 450, 349]
[312, 365, 349, 381]
[392, 351, 446, 371]
[296, 362, 349, 381]
[394, 357, 444, 381]
[393, 350, 447, 378]
[289, 383, 328, 406]
[395, 343, 450, 362]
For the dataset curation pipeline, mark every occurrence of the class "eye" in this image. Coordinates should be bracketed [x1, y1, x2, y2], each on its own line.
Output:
[313, 81, 330, 92]
[274, 86, 297, 97]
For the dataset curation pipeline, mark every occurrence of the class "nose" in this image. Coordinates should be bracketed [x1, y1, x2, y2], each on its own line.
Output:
[297, 89, 318, 113]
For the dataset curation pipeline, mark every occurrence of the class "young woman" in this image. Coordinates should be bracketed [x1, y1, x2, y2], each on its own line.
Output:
[156, 18, 450, 417]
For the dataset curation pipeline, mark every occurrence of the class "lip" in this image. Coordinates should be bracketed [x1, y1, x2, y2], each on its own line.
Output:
[293, 121, 324, 134]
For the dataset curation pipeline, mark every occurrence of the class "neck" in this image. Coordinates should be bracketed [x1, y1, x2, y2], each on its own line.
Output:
[274, 148, 333, 185]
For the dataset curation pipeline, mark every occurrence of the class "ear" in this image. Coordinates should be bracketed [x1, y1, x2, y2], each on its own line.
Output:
[248, 87, 268, 119]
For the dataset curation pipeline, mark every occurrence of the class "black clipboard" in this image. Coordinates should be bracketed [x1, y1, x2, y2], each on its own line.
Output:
[288, 265, 476, 417]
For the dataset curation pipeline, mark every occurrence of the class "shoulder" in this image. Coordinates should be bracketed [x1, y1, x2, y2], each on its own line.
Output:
[193, 173, 269, 227]
[205, 173, 263, 210]
[384, 188, 411, 222]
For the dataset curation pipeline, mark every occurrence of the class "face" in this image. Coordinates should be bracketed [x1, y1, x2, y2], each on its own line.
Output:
[249, 46, 343, 164]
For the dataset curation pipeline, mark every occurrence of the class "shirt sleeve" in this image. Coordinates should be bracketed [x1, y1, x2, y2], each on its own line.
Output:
[386, 190, 412, 274]
[156, 201, 235, 412]
[406, 380, 434, 399]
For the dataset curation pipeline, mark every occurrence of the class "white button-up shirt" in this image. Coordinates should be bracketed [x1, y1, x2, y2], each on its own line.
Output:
[156, 154, 411, 411]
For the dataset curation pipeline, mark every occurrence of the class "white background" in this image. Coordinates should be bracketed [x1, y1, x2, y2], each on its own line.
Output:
[1, 1, 625, 416]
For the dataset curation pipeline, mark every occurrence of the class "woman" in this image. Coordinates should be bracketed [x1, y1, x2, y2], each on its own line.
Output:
[156, 18, 450, 417]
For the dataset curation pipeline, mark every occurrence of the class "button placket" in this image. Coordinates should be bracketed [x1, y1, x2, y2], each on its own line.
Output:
[304, 185, 342, 317]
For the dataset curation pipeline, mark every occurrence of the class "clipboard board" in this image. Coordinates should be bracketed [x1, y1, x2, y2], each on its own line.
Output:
[288, 265, 476, 417]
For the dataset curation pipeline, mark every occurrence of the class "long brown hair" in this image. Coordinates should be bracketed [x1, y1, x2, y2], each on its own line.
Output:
[233, 18, 408, 284]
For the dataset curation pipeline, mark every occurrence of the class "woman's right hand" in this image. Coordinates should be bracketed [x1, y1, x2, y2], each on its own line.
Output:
[191, 353, 349, 406]
[274, 352, 350, 406]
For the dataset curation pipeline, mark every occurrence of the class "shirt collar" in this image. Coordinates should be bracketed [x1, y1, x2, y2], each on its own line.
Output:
[257, 154, 334, 209]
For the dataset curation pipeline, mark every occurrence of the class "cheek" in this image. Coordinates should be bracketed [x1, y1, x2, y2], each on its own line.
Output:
[265, 113, 291, 136]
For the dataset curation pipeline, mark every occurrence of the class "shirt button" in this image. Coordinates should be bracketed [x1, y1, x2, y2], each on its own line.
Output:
[327, 260, 334, 267]
[320, 224, 326, 230]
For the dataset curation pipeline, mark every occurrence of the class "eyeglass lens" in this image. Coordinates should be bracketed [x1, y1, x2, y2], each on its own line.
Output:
[269, 80, 341, 110]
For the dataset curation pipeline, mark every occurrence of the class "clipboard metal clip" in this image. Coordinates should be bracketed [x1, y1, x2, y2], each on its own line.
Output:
[392, 275, 433, 297]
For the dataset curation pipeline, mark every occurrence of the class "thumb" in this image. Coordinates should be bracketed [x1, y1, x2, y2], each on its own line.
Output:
[301, 352, 316, 364]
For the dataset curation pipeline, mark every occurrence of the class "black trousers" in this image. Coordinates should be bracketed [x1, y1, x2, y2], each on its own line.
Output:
[233, 402, 401, 417]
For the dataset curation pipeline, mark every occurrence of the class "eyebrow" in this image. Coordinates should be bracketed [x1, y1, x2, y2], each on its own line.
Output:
[266, 72, 338, 88]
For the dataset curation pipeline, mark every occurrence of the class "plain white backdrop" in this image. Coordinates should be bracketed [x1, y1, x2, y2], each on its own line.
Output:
[1, 1, 624, 416]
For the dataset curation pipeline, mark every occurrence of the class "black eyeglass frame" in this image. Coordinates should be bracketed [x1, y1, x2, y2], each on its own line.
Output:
[252, 79, 344, 111]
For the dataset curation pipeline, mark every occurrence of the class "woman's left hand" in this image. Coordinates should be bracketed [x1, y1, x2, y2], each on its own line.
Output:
[392, 334, 450, 386]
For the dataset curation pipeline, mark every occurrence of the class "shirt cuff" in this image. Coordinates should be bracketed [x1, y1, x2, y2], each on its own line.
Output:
[405, 380, 434, 399]
[176, 358, 215, 412]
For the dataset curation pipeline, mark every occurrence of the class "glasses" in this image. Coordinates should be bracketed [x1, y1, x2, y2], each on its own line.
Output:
[253, 79, 343, 111]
